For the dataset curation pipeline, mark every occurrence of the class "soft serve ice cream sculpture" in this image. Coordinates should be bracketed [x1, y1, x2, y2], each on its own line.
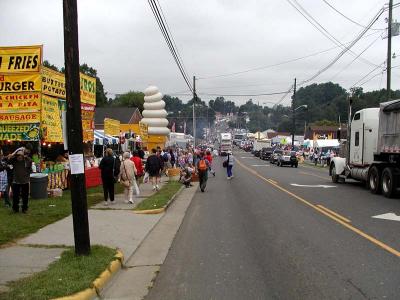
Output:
[141, 86, 170, 135]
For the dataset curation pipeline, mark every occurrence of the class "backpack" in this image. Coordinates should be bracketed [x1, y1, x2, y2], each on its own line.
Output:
[198, 159, 207, 171]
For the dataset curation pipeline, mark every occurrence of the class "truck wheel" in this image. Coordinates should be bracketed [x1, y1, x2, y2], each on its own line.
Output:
[330, 164, 339, 183]
[368, 166, 381, 194]
[382, 167, 396, 198]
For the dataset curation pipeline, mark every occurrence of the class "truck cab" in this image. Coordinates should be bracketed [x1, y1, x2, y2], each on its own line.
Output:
[349, 108, 379, 166]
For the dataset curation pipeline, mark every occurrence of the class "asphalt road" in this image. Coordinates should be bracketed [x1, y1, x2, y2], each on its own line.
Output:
[146, 149, 400, 300]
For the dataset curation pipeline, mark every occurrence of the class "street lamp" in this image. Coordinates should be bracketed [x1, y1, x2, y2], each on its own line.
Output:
[292, 105, 307, 149]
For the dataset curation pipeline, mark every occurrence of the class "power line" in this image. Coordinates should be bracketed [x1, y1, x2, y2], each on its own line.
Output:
[322, 0, 385, 31]
[297, 6, 385, 88]
[148, 0, 193, 92]
[197, 31, 380, 80]
[287, 0, 379, 68]
[350, 62, 385, 88]
[329, 33, 382, 81]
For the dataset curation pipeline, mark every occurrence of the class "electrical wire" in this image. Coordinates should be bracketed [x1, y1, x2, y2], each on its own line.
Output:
[148, 0, 193, 92]
[197, 31, 380, 80]
[298, 6, 385, 88]
[287, 0, 379, 68]
[322, 0, 385, 30]
[329, 33, 382, 81]
[350, 62, 385, 88]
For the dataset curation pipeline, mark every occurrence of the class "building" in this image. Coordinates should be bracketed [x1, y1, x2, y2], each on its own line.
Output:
[94, 107, 142, 130]
[305, 125, 347, 140]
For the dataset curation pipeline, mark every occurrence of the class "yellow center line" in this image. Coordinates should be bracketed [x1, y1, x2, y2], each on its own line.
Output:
[317, 205, 351, 223]
[299, 171, 329, 180]
[236, 158, 400, 258]
[268, 179, 278, 184]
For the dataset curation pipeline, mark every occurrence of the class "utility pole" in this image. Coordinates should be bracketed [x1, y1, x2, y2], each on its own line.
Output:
[387, 0, 393, 101]
[193, 75, 196, 148]
[292, 78, 296, 150]
[63, 0, 91, 255]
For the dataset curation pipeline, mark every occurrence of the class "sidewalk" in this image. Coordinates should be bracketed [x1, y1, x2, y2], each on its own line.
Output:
[0, 180, 169, 294]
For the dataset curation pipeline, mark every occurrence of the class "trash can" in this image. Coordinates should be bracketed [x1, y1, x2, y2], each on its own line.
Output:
[30, 173, 48, 199]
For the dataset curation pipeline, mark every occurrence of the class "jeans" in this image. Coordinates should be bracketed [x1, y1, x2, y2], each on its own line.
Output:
[102, 177, 115, 202]
[12, 183, 29, 212]
[227, 165, 233, 177]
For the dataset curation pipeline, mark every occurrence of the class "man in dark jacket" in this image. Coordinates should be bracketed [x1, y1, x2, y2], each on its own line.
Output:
[7, 148, 32, 213]
[99, 148, 120, 205]
[146, 149, 162, 191]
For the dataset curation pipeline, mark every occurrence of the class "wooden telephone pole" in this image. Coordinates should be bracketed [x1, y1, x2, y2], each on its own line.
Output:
[63, 0, 91, 255]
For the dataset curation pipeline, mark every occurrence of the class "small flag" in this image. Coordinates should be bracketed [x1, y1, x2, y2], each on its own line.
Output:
[183, 121, 186, 134]
[172, 122, 176, 132]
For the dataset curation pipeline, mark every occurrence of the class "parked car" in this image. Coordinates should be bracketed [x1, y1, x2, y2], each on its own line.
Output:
[260, 147, 273, 160]
[277, 151, 298, 167]
[270, 149, 283, 164]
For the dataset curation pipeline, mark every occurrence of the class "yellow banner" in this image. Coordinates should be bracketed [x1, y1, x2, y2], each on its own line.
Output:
[0, 123, 40, 141]
[83, 129, 94, 142]
[0, 112, 40, 124]
[41, 67, 66, 99]
[0, 92, 41, 112]
[0, 45, 42, 73]
[40, 68, 96, 104]
[0, 73, 41, 93]
[104, 118, 120, 136]
[41, 95, 63, 142]
[139, 121, 149, 141]
[80, 73, 96, 105]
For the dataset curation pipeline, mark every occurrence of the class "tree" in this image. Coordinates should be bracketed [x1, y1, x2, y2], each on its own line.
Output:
[110, 91, 144, 111]
[43, 60, 60, 72]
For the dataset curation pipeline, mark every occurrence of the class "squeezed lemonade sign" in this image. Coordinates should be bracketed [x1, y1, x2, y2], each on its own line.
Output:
[0, 123, 40, 141]
[41, 94, 63, 142]
[0, 45, 42, 73]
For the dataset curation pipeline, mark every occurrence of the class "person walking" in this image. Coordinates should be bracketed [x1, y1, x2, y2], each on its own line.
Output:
[99, 148, 120, 206]
[224, 153, 235, 180]
[204, 150, 215, 177]
[196, 152, 210, 192]
[145, 149, 163, 191]
[7, 148, 32, 213]
[130, 150, 143, 197]
[120, 152, 137, 204]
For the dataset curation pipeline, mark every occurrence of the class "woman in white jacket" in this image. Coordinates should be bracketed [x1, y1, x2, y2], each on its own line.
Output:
[119, 152, 137, 204]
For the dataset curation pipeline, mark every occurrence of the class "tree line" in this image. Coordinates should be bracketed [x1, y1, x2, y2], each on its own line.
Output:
[43, 61, 400, 135]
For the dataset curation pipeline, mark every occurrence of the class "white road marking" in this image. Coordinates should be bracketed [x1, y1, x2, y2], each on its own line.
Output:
[290, 183, 336, 189]
[251, 164, 270, 167]
[372, 213, 400, 222]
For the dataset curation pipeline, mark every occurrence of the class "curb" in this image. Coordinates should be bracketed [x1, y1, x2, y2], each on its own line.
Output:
[133, 185, 185, 215]
[52, 249, 124, 300]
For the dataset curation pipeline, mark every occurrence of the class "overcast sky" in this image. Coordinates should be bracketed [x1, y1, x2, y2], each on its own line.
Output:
[1, 0, 399, 106]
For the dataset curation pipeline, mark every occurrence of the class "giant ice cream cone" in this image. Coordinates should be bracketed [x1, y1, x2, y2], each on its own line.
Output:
[141, 86, 170, 136]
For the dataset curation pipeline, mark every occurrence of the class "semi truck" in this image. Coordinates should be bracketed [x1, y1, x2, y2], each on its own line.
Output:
[330, 99, 400, 198]
[219, 132, 232, 155]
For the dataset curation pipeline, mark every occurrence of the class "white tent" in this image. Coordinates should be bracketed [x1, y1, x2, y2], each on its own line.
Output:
[94, 130, 120, 145]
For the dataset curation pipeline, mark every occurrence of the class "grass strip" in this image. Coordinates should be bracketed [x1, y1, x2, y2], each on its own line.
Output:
[0, 245, 116, 300]
[134, 181, 182, 211]
[0, 185, 124, 246]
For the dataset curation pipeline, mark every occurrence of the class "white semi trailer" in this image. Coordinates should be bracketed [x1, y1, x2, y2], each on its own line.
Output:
[330, 99, 400, 198]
